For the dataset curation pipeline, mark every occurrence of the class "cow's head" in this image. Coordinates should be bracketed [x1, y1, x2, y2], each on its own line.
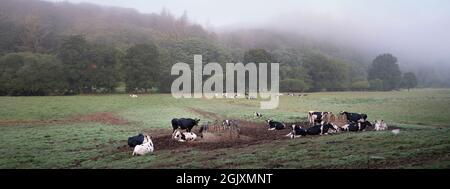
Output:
[265, 119, 273, 124]
[194, 119, 201, 125]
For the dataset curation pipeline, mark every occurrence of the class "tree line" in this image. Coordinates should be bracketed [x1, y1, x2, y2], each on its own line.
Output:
[0, 34, 417, 96]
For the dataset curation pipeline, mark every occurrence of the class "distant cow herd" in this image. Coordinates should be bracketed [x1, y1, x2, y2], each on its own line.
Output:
[126, 110, 389, 156]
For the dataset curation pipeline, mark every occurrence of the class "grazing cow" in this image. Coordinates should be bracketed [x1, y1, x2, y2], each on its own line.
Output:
[340, 111, 368, 123]
[129, 94, 138, 98]
[254, 112, 263, 118]
[266, 119, 286, 130]
[172, 130, 197, 142]
[132, 135, 154, 156]
[171, 118, 200, 133]
[286, 124, 307, 138]
[307, 111, 331, 125]
[128, 134, 145, 147]
[374, 120, 388, 131]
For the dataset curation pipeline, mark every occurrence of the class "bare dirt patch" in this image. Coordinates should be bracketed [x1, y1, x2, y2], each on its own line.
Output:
[138, 109, 406, 152]
[140, 109, 294, 151]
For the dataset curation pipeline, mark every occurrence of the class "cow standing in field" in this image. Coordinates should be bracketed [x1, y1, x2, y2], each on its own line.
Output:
[308, 111, 332, 125]
[340, 111, 368, 123]
[266, 119, 286, 130]
[171, 118, 200, 133]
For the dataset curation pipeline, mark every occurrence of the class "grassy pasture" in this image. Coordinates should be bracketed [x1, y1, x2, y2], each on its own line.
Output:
[0, 89, 449, 168]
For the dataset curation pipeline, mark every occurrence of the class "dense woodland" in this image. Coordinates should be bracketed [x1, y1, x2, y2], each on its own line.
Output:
[0, 0, 439, 96]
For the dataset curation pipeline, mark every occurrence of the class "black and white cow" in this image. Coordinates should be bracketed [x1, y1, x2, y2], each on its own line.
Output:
[360, 121, 373, 131]
[341, 122, 360, 132]
[171, 118, 200, 133]
[308, 111, 331, 125]
[306, 123, 339, 135]
[172, 130, 197, 142]
[266, 119, 286, 130]
[254, 112, 263, 118]
[127, 133, 151, 147]
[341, 121, 372, 132]
[132, 135, 154, 156]
[286, 124, 307, 138]
[128, 134, 144, 147]
[340, 112, 368, 123]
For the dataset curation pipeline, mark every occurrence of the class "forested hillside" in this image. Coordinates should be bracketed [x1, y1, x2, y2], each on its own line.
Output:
[0, 0, 440, 95]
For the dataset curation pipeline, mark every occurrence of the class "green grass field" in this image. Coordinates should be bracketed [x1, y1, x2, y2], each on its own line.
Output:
[0, 89, 449, 168]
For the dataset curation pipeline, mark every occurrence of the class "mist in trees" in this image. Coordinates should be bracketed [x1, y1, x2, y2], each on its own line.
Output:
[0, 0, 443, 96]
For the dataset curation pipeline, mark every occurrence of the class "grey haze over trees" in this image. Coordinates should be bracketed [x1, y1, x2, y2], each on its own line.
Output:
[0, 0, 442, 95]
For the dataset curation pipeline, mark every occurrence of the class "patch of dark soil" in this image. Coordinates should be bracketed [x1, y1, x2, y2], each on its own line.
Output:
[67, 112, 128, 125]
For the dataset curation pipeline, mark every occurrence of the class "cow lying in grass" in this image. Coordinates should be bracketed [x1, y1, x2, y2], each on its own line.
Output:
[171, 118, 200, 133]
[287, 123, 339, 138]
[340, 121, 372, 132]
[340, 111, 368, 123]
[266, 119, 286, 130]
[374, 120, 388, 131]
[254, 112, 263, 118]
[132, 135, 154, 156]
[286, 124, 307, 138]
[128, 133, 151, 147]
[172, 130, 197, 142]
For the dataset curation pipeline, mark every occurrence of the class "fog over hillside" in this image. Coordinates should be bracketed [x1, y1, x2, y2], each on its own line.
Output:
[48, 0, 450, 67]
[3, 0, 450, 88]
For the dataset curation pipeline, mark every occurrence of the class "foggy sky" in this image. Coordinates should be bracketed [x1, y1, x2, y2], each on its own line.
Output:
[46, 0, 450, 67]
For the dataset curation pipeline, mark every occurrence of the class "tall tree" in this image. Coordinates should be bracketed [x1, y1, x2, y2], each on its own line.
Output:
[401, 72, 418, 91]
[88, 45, 121, 93]
[57, 35, 91, 94]
[124, 43, 161, 93]
[368, 53, 402, 91]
